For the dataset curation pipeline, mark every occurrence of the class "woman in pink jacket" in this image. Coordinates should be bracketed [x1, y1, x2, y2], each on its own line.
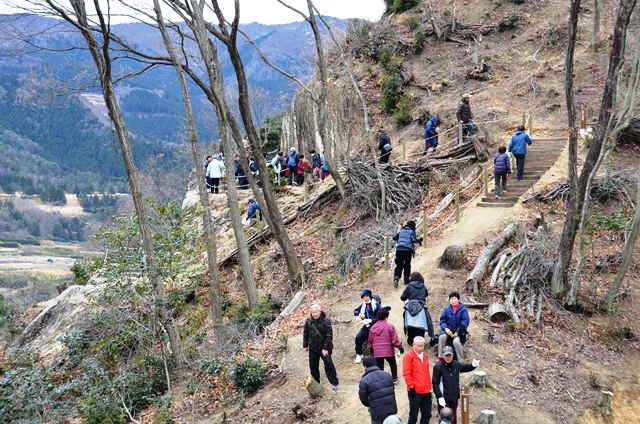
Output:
[368, 309, 404, 384]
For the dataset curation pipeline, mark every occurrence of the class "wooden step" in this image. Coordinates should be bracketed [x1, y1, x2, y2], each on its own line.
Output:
[477, 202, 515, 208]
[481, 196, 521, 202]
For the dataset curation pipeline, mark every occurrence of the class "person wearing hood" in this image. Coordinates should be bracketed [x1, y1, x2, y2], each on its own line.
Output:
[392, 220, 423, 288]
[368, 309, 404, 384]
[287, 147, 300, 185]
[378, 128, 392, 164]
[432, 346, 479, 424]
[303, 303, 339, 390]
[359, 356, 398, 424]
[438, 292, 470, 362]
[423, 115, 441, 155]
[456, 94, 474, 143]
[401, 272, 436, 347]
[508, 125, 533, 180]
[354, 289, 380, 364]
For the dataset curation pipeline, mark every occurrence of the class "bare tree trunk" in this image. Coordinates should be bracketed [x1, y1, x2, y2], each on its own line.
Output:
[151, 0, 225, 323]
[604, 160, 640, 310]
[55, 0, 189, 381]
[551, 0, 637, 299]
[312, 8, 387, 217]
[592, 0, 601, 50]
[207, 0, 305, 292]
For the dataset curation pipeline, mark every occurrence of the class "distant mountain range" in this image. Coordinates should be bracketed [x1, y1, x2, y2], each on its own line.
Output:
[0, 14, 346, 194]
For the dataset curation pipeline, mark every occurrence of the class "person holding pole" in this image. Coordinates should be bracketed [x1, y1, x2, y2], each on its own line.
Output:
[432, 346, 479, 424]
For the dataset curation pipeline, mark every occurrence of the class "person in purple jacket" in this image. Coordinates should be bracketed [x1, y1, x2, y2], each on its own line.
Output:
[493, 146, 511, 198]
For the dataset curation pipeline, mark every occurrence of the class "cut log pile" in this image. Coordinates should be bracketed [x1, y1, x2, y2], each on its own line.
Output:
[467, 222, 554, 330]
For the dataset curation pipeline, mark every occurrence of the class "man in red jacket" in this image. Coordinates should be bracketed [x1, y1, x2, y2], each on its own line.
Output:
[402, 336, 432, 424]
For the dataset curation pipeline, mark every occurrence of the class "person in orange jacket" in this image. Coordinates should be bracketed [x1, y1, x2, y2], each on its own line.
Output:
[402, 336, 432, 424]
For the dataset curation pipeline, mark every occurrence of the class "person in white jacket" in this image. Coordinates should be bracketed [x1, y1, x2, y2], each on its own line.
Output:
[206, 154, 225, 194]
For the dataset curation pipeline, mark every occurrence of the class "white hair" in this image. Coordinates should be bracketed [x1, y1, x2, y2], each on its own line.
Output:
[310, 303, 321, 311]
[413, 336, 425, 344]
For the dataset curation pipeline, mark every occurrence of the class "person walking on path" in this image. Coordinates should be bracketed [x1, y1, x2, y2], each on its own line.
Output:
[354, 289, 380, 364]
[320, 151, 330, 180]
[392, 220, 423, 287]
[311, 149, 323, 182]
[378, 128, 393, 164]
[423, 115, 441, 155]
[303, 304, 339, 390]
[493, 146, 511, 198]
[359, 356, 399, 424]
[206, 153, 225, 194]
[296, 154, 313, 186]
[432, 346, 479, 424]
[368, 309, 404, 383]
[508, 125, 532, 180]
[456, 94, 474, 143]
[402, 336, 432, 424]
[287, 147, 300, 185]
[400, 272, 436, 346]
[438, 292, 470, 362]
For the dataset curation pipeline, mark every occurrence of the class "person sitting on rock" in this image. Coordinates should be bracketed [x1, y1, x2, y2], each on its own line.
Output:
[437, 292, 470, 362]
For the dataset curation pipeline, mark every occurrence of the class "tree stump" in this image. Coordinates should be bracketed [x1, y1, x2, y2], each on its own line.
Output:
[487, 303, 509, 323]
[473, 410, 497, 424]
[469, 371, 498, 390]
[304, 375, 326, 398]
[438, 246, 465, 270]
[598, 390, 613, 415]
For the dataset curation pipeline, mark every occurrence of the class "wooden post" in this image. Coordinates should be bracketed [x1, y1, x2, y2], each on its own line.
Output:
[580, 107, 587, 130]
[402, 142, 407, 160]
[455, 187, 460, 223]
[521, 111, 525, 126]
[599, 390, 613, 415]
[304, 178, 308, 203]
[458, 123, 463, 145]
[483, 166, 488, 196]
[384, 235, 390, 271]
[461, 386, 470, 424]
[528, 112, 533, 137]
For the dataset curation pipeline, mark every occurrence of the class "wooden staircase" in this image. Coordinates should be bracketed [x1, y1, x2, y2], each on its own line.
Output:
[477, 138, 566, 208]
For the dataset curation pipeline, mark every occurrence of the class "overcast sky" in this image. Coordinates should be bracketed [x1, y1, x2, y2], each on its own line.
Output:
[0, 0, 386, 25]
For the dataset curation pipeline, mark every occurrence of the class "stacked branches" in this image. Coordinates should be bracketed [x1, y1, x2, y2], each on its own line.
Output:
[524, 172, 636, 204]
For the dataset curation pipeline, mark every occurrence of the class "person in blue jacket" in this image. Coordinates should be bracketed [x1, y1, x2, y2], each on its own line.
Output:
[246, 199, 262, 226]
[508, 125, 532, 181]
[437, 292, 470, 362]
[493, 146, 511, 198]
[354, 288, 380, 364]
[287, 147, 300, 186]
[392, 220, 423, 288]
[423, 115, 441, 155]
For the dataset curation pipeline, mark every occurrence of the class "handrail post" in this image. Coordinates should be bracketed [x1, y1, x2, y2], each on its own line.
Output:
[455, 187, 460, 223]
[458, 123, 463, 145]
[384, 235, 390, 271]
[483, 166, 488, 196]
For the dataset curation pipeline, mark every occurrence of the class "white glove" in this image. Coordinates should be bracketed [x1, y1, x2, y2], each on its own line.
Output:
[472, 359, 480, 367]
[438, 397, 446, 407]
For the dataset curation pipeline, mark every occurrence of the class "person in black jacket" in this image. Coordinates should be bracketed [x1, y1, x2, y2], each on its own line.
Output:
[358, 356, 398, 424]
[378, 128, 392, 164]
[400, 272, 436, 346]
[432, 346, 479, 424]
[303, 304, 340, 390]
[392, 220, 423, 288]
[455, 94, 474, 143]
[354, 289, 380, 364]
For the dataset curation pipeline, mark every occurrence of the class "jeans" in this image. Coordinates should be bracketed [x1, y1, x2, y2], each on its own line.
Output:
[494, 173, 507, 196]
[437, 400, 459, 424]
[460, 122, 475, 143]
[407, 391, 432, 424]
[376, 356, 398, 379]
[355, 325, 371, 355]
[309, 349, 339, 386]
[394, 250, 413, 284]
[514, 154, 526, 180]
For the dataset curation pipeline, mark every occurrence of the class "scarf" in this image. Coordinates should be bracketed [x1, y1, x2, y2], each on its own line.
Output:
[359, 298, 378, 317]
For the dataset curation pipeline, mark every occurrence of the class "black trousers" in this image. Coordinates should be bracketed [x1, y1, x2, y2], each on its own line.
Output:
[375, 356, 398, 379]
[309, 349, 339, 386]
[514, 154, 526, 180]
[211, 177, 220, 194]
[355, 325, 371, 355]
[394, 250, 413, 283]
[407, 392, 432, 424]
[380, 152, 391, 163]
[288, 166, 297, 185]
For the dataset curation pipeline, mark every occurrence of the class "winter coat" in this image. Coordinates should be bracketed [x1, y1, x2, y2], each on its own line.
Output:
[203, 159, 211, 173]
[508, 131, 532, 155]
[378, 134, 392, 153]
[312, 153, 322, 169]
[287, 152, 300, 167]
[353, 300, 380, 325]
[456, 99, 473, 123]
[247, 202, 261, 220]
[368, 320, 402, 358]
[206, 158, 225, 179]
[249, 160, 258, 174]
[432, 359, 477, 402]
[271, 155, 284, 169]
[359, 365, 398, 421]
[401, 280, 429, 302]
[393, 227, 420, 253]
[321, 155, 329, 171]
[493, 153, 511, 175]
[303, 311, 334, 352]
[424, 115, 440, 147]
[403, 349, 432, 395]
[297, 159, 312, 175]
[404, 301, 428, 331]
[439, 303, 470, 336]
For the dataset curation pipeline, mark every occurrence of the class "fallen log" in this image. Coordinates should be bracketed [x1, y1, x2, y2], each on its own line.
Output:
[490, 249, 512, 287]
[487, 302, 509, 323]
[466, 222, 521, 296]
[504, 284, 523, 330]
[304, 375, 326, 399]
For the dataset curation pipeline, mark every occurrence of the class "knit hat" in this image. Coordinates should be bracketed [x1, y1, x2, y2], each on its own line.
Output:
[406, 220, 416, 230]
[361, 288, 373, 299]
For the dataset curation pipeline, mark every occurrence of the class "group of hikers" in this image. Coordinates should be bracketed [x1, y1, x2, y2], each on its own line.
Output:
[303, 282, 477, 424]
[376, 93, 534, 199]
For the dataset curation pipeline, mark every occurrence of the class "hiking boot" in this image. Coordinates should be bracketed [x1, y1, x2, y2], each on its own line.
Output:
[393, 279, 399, 288]
[392, 377, 399, 385]
[495, 195, 500, 199]
[355, 354, 363, 364]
